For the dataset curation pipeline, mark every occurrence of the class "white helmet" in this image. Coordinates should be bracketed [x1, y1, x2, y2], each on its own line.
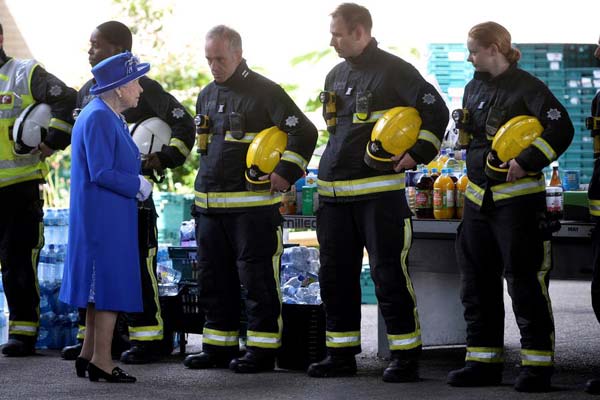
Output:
[13, 103, 52, 155]
[129, 117, 171, 156]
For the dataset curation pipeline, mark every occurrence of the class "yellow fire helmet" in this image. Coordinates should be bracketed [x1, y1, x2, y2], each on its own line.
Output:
[485, 115, 543, 181]
[245, 126, 288, 191]
[364, 106, 421, 171]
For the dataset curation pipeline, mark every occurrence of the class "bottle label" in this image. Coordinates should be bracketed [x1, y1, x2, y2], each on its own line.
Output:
[433, 188, 443, 210]
[445, 190, 455, 208]
[415, 189, 432, 209]
[456, 190, 464, 208]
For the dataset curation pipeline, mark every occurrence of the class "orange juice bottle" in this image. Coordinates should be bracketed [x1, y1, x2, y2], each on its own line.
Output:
[455, 167, 468, 219]
[433, 168, 455, 219]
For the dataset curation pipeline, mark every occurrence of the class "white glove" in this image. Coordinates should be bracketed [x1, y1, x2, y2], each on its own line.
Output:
[137, 175, 153, 201]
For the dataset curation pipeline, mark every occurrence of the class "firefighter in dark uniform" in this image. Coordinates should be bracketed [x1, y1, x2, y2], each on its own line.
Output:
[446, 22, 574, 392]
[182, 25, 317, 373]
[585, 35, 600, 396]
[60, 21, 195, 364]
[0, 22, 76, 356]
[306, 4, 449, 382]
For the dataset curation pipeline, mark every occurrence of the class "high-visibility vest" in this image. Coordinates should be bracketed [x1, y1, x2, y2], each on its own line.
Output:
[0, 59, 48, 188]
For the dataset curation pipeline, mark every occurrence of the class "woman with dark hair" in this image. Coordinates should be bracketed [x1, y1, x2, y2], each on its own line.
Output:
[59, 51, 152, 383]
[446, 21, 574, 392]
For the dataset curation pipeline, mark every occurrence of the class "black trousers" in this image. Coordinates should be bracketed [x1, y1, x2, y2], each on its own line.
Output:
[591, 221, 600, 324]
[75, 197, 162, 345]
[0, 180, 44, 341]
[316, 192, 421, 359]
[456, 199, 554, 365]
[195, 207, 283, 355]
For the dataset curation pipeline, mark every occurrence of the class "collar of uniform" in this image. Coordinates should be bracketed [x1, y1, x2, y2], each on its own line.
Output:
[216, 59, 251, 88]
[346, 39, 378, 67]
[473, 63, 518, 83]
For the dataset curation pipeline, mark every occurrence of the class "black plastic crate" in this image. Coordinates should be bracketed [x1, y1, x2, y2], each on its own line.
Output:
[160, 283, 204, 353]
[277, 303, 326, 370]
[168, 246, 198, 282]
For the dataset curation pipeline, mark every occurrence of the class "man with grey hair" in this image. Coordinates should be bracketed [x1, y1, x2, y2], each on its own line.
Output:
[183, 25, 317, 373]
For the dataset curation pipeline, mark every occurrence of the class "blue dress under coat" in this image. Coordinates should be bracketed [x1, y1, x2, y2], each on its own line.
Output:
[59, 97, 143, 312]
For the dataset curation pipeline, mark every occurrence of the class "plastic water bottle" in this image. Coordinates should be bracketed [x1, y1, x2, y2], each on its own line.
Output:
[57, 208, 69, 245]
[0, 272, 5, 313]
[444, 152, 461, 177]
[55, 245, 66, 282]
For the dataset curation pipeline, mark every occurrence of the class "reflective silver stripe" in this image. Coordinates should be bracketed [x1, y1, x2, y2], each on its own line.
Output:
[246, 335, 281, 344]
[129, 329, 162, 338]
[203, 332, 238, 343]
[466, 351, 502, 359]
[169, 137, 190, 157]
[281, 150, 308, 170]
[522, 353, 553, 363]
[49, 118, 73, 134]
[590, 199, 600, 215]
[9, 324, 37, 333]
[327, 335, 360, 344]
[531, 137, 556, 162]
[388, 335, 421, 347]
[195, 191, 281, 208]
[224, 131, 258, 143]
[0, 155, 40, 169]
[0, 169, 42, 183]
[318, 175, 405, 197]
[491, 177, 545, 200]
[417, 130, 441, 151]
[352, 109, 389, 124]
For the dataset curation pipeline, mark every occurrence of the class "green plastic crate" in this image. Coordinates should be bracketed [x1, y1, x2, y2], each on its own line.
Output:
[361, 267, 377, 305]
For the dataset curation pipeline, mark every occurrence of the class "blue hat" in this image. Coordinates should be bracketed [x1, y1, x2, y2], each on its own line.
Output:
[90, 51, 150, 95]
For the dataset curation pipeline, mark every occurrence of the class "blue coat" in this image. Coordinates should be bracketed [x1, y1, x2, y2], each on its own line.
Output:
[59, 97, 143, 312]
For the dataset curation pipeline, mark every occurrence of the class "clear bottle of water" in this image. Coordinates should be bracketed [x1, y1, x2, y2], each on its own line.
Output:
[44, 208, 57, 246]
[444, 152, 462, 177]
[57, 208, 69, 245]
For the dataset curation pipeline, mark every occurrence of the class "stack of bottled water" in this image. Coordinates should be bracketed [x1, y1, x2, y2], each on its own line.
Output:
[0, 273, 8, 345]
[36, 208, 79, 350]
[280, 246, 321, 305]
[157, 245, 181, 296]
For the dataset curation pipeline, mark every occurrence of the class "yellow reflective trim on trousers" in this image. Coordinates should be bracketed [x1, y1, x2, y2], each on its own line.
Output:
[48, 118, 72, 134]
[169, 137, 191, 157]
[418, 130, 441, 152]
[317, 174, 405, 197]
[246, 330, 282, 349]
[128, 247, 163, 341]
[386, 217, 422, 351]
[537, 240, 555, 354]
[203, 328, 239, 347]
[9, 320, 38, 336]
[491, 176, 546, 201]
[521, 349, 554, 366]
[273, 227, 284, 346]
[281, 150, 308, 171]
[224, 131, 258, 143]
[195, 191, 282, 209]
[77, 326, 86, 340]
[326, 331, 361, 348]
[352, 108, 391, 124]
[465, 346, 504, 363]
[465, 181, 485, 206]
[32, 221, 43, 321]
[589, 199, 600, 216]
[531, 137, 556, 162]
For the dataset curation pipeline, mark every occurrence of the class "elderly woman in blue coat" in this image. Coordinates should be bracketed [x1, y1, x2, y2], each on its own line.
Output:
[59, 51, 152, 383]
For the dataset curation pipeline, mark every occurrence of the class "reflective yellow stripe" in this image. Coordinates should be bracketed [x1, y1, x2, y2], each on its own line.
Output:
[318, 174, 405, 197]
[531, 137, 556, 162]
[128, 325, 163, 340]
[0, 155, 41, 169]
[128, 247, 163, 341]
[418, 129, 441, 151]
[195, 190, 282, 209]
[326, 331, 361, 348]
[589, 199, 600, 216]
[491, 176, 546, 201]
[246, 331, 281, 349]
[224, 131, 258, 143]
[521, 349, 554, 367]
[0, 168, 46, 187]
[388, 331, 422, 350]
[465, 181, 485, 206]
[77, 325, 86, 340]
[352, 108, 391, 124]
[465, 347, 504, 363]
[281, 150, 308, 171]
[536, 240, 555, 358]
[9, 320, 38, 336]
[202, 328, 239, 347]
[48, 118, 72, 134]
[169, 137, 190, 157]
[273, 227, 283, 346]
[32, 221, 43, 321]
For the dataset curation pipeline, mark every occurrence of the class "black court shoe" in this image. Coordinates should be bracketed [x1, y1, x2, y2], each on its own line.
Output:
[75, 357, 89, 378]
[87, 362, 136, 383]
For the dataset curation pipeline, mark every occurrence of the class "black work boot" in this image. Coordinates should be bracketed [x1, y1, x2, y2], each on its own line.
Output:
[382, 358, 419, 383]
[61, 342, 83, 360]
[447, 362, 503, 387]
[514, 366, 553, 393]
[183, 351, 236, 369]
[585, 378, 600, 395]
[229, 350, 275, 373]
[307, 355, 357, 378]
[2, 337, 36, 357]
[120, 342, 163, 364]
